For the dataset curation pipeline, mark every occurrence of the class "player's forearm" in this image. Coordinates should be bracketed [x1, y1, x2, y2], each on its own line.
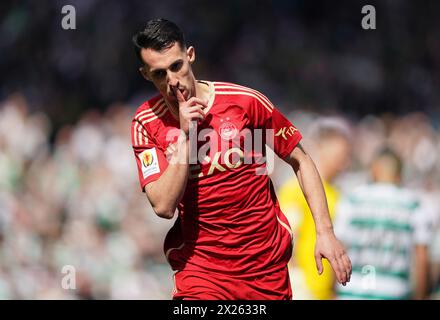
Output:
[146, 135, 189, 219]
[414, 245, 429, 299]
[291, 151, 333, 235]
[286, 145, 351, 284]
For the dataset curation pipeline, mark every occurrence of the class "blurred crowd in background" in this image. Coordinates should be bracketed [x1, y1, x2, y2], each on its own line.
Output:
[1, 94, 439, 299]
[1, 0, 440, 299]
[2, 0, 440, 130]
[0, 94, 173, 298]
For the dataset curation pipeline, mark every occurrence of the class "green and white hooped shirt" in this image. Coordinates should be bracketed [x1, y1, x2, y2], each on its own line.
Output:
[334, 183, 433, 300]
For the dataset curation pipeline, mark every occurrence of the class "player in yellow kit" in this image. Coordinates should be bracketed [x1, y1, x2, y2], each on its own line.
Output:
[278, 117, 352, 299]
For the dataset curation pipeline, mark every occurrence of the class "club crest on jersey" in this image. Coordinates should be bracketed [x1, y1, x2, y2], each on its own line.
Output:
[218, 118, 238, 140]
[139, 148, 160, 179]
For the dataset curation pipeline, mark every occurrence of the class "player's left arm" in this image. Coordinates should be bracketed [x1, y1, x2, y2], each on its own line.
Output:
[284, 143, 352, 286]
[243, 88, 351, 284]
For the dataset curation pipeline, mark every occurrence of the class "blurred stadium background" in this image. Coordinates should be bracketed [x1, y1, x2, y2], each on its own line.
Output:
[0, 0, 439, 299]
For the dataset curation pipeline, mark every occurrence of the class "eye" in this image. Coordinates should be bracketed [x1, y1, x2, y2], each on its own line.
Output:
[170, 61, 183, 72]
[153, 70, 166, 79]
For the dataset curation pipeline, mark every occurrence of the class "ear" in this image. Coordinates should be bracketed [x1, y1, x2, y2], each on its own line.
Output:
[187, 46, 195, 64]
[139, 66, 151, 81]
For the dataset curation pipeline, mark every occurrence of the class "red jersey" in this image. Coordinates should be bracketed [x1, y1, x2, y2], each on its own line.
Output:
[131, 81, 302, 277]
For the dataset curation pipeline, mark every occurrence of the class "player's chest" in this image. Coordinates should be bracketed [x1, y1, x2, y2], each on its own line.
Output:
[155, 104, 248, 149]
[155, 106, 259, 178]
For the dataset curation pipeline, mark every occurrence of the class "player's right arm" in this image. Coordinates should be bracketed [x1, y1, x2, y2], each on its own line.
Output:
[144, 135, 189, 219]
[143, 87, 207, 219]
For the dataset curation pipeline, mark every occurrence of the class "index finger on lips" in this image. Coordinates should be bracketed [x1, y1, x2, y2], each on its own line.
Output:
[172, 86, 186, 103]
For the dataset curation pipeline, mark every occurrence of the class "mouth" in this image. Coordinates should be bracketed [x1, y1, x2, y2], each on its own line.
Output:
[170, 87, 188, 100]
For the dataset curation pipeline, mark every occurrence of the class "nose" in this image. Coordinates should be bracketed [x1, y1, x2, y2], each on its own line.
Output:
[167, 71, 179, 88]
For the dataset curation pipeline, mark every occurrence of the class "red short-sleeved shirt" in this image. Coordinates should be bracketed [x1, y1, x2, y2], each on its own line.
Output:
[131, 81, 302, 277]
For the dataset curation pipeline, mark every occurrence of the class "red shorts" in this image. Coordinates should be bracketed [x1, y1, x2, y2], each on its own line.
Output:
[172, 267, 292, 300]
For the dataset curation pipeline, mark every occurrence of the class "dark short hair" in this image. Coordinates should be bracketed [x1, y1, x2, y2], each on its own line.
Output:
[132, 18, 186, 64]
[374, 146, 403, 176]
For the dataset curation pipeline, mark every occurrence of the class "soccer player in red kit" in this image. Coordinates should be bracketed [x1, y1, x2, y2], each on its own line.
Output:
[131, 19, 352, 300]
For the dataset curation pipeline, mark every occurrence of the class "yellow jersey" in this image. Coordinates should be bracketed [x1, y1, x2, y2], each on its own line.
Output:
[278, 178, 340, 300]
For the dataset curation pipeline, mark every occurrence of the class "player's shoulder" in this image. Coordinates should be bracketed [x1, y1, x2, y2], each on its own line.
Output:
[213, 81, 267, 99]
[213, 81, 275, 111]
[132, 94, 168, 127]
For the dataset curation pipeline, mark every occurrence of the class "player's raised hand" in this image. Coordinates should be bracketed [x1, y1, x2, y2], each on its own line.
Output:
[314, 231, 352, 286]
[172, 86, 208, 136]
